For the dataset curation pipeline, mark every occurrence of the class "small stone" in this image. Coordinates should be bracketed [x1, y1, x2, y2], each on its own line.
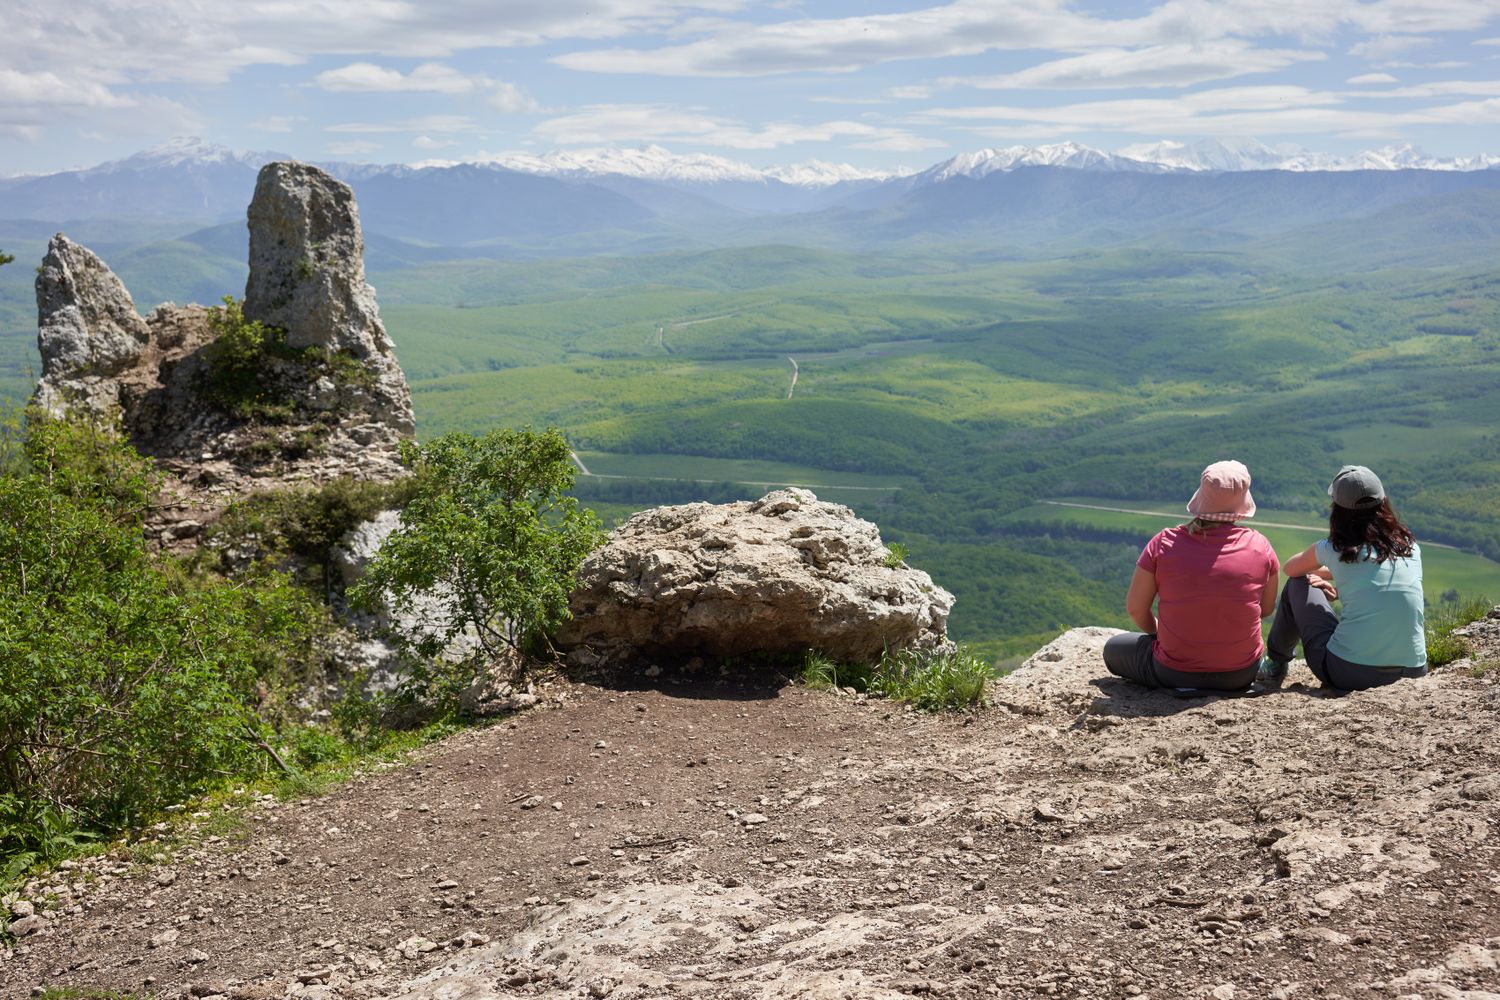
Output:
[148, 928, 180, 948]
[10, 900, 35, 918]
[520, 795, 545, 810]
[1212, 986, 1236, 1000]
[435, 879, 459, 890]
[453, 930, 490, 948]
[185, 948, 210, 964]
[568, 856, 590, 867]
[297, 967, 333, 984]
[594, 741, 608, 749]
[7, 915, 43, 937]
[741, 813, 769, 826]
[156, 870, 178, 887]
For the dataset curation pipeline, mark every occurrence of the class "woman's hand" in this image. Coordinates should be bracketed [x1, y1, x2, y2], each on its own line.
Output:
[1307, 571, 1338, 601]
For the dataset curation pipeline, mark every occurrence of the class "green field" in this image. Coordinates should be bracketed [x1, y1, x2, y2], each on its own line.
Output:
[4, 227, 1498, 661]
[1007, 499, 1500, 606]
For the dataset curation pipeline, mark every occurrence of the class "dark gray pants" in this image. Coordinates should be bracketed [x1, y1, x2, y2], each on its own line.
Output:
[1266, 576, 1418, 691]
[1102, 633, 1259, 691]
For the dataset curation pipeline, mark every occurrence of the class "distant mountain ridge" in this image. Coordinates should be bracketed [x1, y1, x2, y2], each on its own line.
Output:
[3, 136, 1499, 255]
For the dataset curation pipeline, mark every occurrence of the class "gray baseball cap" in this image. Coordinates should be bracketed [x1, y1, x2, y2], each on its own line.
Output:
[1328, 465, 1385, 510]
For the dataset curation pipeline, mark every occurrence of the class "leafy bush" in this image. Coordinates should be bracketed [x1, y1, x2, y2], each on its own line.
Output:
[200, 296, 373, 423]
[351, 428, 603, 709]
[203, 475, 416, 587]
[882, 541, 909, 568]
[0, 413, 321, 858]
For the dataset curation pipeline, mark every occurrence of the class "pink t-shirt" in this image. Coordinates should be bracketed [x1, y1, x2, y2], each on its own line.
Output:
[1137, 523, 1279, 672]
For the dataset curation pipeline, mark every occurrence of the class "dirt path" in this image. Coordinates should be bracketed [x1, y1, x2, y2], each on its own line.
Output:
[7, 624, 1500, 1000]
[786, 356, 799, 400]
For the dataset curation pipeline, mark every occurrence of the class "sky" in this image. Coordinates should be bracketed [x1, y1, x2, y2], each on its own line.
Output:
[3, 0, 1500, 175]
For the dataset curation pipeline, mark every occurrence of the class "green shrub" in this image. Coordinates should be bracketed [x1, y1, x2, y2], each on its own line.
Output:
[351, 428, 603, 711]
[0, 414, 321, 858]
[203, 475, 416, 587]
[1426, 595, 1492, 667]
[200, 296, 373, 423]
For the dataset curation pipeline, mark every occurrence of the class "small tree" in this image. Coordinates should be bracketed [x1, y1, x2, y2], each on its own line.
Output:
[0, 250, 14, 267]
[351, 428, 602, 702]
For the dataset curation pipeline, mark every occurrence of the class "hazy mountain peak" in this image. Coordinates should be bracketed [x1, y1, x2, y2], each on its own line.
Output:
[920, 142, 1152, 182]
[95, 136, 281, 174]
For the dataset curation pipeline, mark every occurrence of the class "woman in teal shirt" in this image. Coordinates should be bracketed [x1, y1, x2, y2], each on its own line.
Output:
[1261, 465, 1426, 691]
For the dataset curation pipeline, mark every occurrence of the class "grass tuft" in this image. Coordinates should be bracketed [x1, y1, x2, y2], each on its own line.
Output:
[1425, 596, 1492, 667]
[800, 646, 991, 710]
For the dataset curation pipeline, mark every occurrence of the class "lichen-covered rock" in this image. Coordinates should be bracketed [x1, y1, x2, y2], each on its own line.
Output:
[34, 235, 151, 414]
[245, 161, 414, 436]
[556, 488, 954, 668]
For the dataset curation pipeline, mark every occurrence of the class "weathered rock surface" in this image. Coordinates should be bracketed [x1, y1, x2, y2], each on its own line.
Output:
[33, 235, 151, 415]
[30, 161, 415, 545]
[328, 510, 484, 685]
[557, 488, 954, 668]
[244, 161, 414, 437]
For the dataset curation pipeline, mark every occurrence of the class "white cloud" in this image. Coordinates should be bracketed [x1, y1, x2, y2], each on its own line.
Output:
[938, 43, 1324, 91]
[1348, 34, 1433, 60]
[914, 84, 1500, 139]
[327, 114, 478, 134]
[1478, 37, 1500, 46]
[316, 62, 479, 94]
[534, 103, 934, 150]
[555, 0, 1500, 77]
[1348, 79, 1500, 99]
[249, 114, 306, 132]
[1346, 72, 1398, 84]
[2, 2, 753, 86]
[325, 139, 383, 156]
[490, 82, 541, 114]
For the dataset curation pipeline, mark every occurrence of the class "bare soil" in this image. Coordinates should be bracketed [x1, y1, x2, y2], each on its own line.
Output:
[5, 622, 1499, 1000]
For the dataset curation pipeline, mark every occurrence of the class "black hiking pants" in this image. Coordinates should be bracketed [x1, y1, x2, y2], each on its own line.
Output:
[1102, 632, 1259, 692]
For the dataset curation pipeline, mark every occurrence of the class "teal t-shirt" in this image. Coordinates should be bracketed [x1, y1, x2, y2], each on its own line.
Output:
[1315, 538, 1426, 669]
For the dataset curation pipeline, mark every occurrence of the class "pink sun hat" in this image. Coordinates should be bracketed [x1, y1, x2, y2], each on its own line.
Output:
[1186, 460, 1257, 522]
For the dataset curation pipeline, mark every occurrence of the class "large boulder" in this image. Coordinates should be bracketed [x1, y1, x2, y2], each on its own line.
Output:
[557, 488, 954, 669]
[34, 235, 151, 414]
[244, 161, 414, 436]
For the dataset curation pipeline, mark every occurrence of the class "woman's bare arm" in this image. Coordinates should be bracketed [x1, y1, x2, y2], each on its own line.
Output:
[1125, 566, 1158, 634]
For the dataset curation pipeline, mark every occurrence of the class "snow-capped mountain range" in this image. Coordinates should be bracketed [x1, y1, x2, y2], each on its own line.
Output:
[30, 136, 1499, 189]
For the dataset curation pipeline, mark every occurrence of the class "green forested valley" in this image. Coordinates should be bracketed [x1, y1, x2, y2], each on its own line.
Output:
[4, 223, 1498, 660]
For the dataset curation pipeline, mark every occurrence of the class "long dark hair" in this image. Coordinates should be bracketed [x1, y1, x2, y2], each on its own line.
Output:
[1329, 498, 1415, 564]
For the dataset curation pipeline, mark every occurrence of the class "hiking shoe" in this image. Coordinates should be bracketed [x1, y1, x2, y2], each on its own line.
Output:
[1251, 657, 1288, 694]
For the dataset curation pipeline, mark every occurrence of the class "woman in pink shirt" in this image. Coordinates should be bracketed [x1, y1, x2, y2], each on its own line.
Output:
[1102, 460, 1281, 691]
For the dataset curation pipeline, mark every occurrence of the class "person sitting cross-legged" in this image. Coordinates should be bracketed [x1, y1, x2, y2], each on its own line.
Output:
[1260, 465, 1426, 692]
[1102, 460, 1280, 692]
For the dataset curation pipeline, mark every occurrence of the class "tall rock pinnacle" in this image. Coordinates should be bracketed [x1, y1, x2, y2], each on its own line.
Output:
[244, 161, 415, 435]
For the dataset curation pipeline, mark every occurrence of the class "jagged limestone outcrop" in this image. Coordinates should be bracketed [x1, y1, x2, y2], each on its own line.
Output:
[244, 161, 414, 438]
[31, 161, 415, 541]
[34, 236, 151, 415]
[557, 488, 955, 669]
